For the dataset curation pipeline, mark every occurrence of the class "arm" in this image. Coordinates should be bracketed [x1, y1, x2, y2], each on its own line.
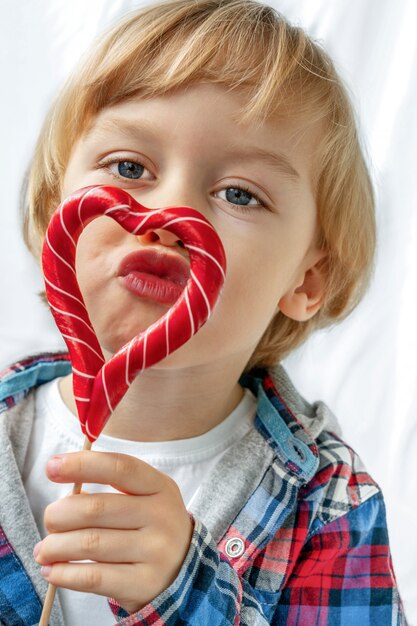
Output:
[109, 493, 408, 626]
[108, 516, 271, 625]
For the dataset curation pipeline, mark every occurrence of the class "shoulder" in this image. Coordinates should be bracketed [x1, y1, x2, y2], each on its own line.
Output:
[0, 351, 71, 414]
[241, 368, 399, 593]
[243, 364, 380, 525]
[300, 428, 380, 532]
[0, 353, 71, 466]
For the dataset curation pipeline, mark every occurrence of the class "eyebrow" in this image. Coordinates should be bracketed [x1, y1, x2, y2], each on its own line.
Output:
[223, 145, 300, 180]
[86, 117, 300, 180]
[85, 118, 157, 142]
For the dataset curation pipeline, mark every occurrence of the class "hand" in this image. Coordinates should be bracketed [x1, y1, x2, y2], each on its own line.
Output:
[33, 451, 194, 613]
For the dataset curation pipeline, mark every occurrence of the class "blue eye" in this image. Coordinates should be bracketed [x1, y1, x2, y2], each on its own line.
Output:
[216, 185, 265, 210]
[224, 187, 257, 206]
[117, 160, 144, 179]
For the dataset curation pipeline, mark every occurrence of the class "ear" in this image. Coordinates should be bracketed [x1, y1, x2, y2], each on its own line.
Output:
[278, 249, 328, 322]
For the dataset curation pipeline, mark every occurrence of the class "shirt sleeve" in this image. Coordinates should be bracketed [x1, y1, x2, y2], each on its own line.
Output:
[107, 493, 408, 625]
[107, 515, 271, 625]
[275, 492, 408, 625]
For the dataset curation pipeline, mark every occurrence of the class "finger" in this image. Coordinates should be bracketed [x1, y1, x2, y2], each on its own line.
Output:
[34, 528, 154, 565]
[40, 561, 149, 609]
[46, 451, 167, 495]
[44, 493, 154, 532]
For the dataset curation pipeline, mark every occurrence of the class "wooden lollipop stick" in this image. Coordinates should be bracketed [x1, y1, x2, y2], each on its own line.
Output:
[39, 436, 93, 626]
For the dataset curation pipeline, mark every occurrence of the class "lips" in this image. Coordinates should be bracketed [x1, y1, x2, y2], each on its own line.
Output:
[117, 248, 190, 304]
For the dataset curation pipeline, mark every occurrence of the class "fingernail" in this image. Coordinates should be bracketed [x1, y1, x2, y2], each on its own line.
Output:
[41, 565, 52, 578]
[33, 541, 41, 558]
[47, 455, 64, 477]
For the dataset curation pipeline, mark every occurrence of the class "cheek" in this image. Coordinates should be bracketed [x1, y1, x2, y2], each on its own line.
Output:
[207, 255, 279, 342]
[217, 225, 307, 331]
[75, 262, 107, 314]
[74, 220, 121, 301]
[75, 218, 126, 268]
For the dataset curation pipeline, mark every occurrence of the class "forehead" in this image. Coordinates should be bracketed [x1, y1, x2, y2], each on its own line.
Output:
[80, 84, 323, 181]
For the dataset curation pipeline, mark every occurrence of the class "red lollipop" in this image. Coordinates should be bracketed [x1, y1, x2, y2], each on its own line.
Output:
[42, 184, 226, 441]
[39, 185, 226, 623]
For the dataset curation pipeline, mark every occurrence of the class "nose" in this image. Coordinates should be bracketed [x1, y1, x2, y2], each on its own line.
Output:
[137, 227, 186, 249]
[134, 179, 203, 251]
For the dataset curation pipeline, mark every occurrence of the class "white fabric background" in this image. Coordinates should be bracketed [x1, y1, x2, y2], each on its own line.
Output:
[1, 0, 416, 622]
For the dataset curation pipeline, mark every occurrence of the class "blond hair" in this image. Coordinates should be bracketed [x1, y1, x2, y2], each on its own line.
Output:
[22, 0, 376, 372]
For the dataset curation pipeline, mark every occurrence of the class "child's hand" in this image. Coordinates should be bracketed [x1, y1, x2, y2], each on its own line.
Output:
[33, 451, 194, 613]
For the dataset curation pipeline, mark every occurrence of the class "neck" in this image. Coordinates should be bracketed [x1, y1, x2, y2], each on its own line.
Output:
[59, 358, 247, 442]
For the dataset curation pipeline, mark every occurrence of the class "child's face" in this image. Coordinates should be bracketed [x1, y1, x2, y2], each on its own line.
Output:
[61, 83, 324, 372]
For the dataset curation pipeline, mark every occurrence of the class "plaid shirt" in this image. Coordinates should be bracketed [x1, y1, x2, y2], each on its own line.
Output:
[0, 353, 407, 626]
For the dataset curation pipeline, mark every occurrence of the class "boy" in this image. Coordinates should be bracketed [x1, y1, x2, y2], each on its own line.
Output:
[0, 0, 407, 624]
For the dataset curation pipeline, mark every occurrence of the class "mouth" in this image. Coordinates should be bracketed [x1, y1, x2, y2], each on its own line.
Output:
[117, 248, 190, 305]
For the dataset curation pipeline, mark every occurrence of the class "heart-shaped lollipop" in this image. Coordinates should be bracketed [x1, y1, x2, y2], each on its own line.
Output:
[42, 184, 226, 441]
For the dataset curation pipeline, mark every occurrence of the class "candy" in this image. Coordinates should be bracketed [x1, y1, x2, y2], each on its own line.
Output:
[42, 185, 226, 441]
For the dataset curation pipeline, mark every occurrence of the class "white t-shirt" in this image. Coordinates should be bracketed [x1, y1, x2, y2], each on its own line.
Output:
[22, 378, 257, 625]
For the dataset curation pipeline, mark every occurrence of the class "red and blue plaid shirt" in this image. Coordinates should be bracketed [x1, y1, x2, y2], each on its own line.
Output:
[0, 353, 408, 625]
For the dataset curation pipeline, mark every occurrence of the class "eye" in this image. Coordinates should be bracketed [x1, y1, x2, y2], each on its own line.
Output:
[98, 157, 150, 181]
[117, 160, 144, 179]
[216, 185, 266, 211]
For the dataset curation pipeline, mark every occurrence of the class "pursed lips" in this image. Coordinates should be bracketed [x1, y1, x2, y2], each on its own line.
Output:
[116, 248, 190, 306]
[117, 248, 190, 287]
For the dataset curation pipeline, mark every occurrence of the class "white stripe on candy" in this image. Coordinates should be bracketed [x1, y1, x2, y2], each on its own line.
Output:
[85, 421, 97, 441]
[104, 204, 137, 216]
[45, 232, 76, 276]
[48, 303, 96, 334]
[61, 334, 105, 362]
[77, 186, 103, 226]
[184, 289, 195, 335]
[44, 276, 87, 308]
[186, 245, 226, 280]
[131, 208, 171, 234]
[190, 269, 211, 316]
[101, 366, 114, 415]
[72, 367, 96, 379]
[60, 207, 76, 247]
[141, 329, 149, 373]
[165, 310, 171, 358]
[163, 216, 217, 232]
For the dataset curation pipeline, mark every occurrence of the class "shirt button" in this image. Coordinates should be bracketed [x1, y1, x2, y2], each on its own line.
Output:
[225, 537, 245, 558]
[288, 437, 306, 463]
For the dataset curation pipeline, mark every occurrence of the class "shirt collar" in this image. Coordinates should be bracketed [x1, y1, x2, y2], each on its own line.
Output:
[1, 353, 319, 483]
[240, 368, 319, 483]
